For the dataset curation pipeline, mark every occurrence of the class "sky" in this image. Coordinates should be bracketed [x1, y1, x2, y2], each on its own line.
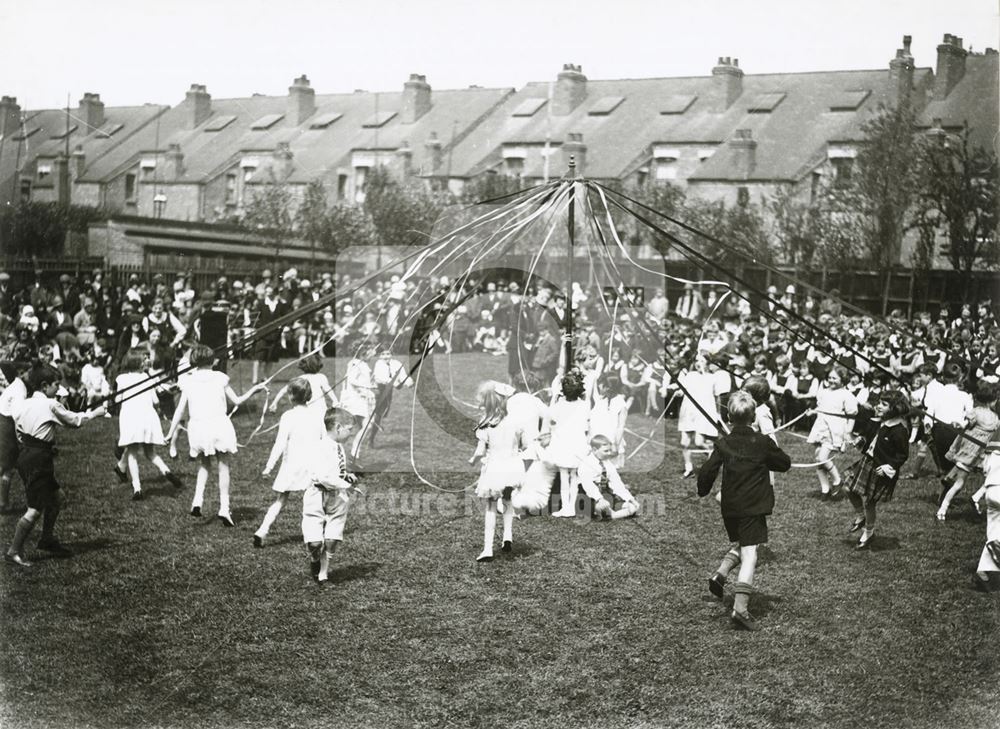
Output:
[1, 0, 997, 110]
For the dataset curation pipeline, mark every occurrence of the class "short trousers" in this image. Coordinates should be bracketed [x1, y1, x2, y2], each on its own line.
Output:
[17, 443, 59, 511]
[302, 486, 349, 542]
[723, 514, 768, 547]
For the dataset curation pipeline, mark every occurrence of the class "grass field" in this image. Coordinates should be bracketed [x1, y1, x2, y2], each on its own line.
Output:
[1, 353, 998, 729]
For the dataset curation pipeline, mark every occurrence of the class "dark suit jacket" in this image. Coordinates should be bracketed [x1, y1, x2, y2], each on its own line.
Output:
[697, 424, 791, 518]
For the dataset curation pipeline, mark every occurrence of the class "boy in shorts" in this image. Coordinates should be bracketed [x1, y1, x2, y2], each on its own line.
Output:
[697, 390, 791, 630]
[303, 408, 363, 585]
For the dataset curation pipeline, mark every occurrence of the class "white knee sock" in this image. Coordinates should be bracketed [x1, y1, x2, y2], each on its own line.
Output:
[150, 455, 170, 475]
[482, 508, 497, 553]
[127, 452, 141, 491]
[256, 500, 283, 537]
[192, 467, 208, 509]
[502, 506, 514, 543]
[218, 461, 231, 516]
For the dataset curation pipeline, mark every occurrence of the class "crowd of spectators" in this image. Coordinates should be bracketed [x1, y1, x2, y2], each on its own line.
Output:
[0, 264, 995, 420]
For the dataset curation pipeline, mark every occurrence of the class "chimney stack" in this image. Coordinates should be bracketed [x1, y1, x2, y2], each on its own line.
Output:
[71, 144, 86, 180]
[402, 74, 432, 124]
[288, 75, 316, 125]
[0, 96, 21, 139]
[424, 132, 443, 172]
[78, 92, 105, 132]
[53, 154, 71, 205]
[553, 64, 587, 116]
[729, 129, 757, 179]
[164, 143, 185, 180]
[710, 57, 744, 112]
[272, 142, 293, 179]
[561, 132, 587, 176]
[934, 33, 968, 100]
[396, 140, 413, 176]
[185, 84, 212, 129]
[888, 35, 915, 107]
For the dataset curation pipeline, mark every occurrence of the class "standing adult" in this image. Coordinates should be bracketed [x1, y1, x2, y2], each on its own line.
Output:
[251, 285, 288, 384]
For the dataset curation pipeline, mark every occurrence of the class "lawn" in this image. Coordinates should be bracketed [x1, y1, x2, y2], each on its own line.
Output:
[0, 353, 997, 729]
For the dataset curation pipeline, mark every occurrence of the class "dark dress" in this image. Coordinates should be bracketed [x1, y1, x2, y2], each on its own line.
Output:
[845, 420, 909, 503]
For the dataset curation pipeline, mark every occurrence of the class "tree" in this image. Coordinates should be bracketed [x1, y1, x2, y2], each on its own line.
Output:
[913, 126, 998, 291]
[242, 171, 295, 262]
[363, 166, 449, 248]
[0, 202, 107, 257]
[851, 104, 922, 270]
[297, 179, 329, 271]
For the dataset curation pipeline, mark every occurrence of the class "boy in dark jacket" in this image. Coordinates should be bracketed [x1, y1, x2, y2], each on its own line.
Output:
[698, 390, 792, 630]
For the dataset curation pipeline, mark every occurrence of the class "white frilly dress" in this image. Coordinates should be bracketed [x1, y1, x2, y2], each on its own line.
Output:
[543, 399, 591, 469]
[475, 417, 527, 499]
[182, 369, 238, 458]
[117, 371, 165, 447]
[266, 405, 325, 492]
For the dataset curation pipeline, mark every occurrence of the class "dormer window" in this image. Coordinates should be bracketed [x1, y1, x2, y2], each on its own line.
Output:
[653, 146, 680, 180]
[36, 163, 51, 182]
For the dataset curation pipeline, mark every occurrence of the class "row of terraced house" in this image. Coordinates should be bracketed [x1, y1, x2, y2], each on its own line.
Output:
[0, 32, 996, 271]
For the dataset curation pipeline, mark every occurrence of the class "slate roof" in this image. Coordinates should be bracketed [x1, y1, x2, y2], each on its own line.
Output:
[0, 102, 165, 195]
[443, 66, 937, 183]
[79, 85, 514, 186]
[918, 51, 999, 151]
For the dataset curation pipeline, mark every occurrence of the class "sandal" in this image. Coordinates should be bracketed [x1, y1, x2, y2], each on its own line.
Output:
[847, 517, 865, 534]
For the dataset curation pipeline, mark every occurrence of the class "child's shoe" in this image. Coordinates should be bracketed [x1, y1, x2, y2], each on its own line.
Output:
[501, 540, 512, 553]
[218, 513, 235, 528]
[731, 609, 760, 631]
[708, 573, 725, 599]
[476, 549, 493, 562]
[847, 517, 865, 533]
[131, 489, 144, 501]
[253, 535, 264, 548]
[113, 465, 127, 483]
[190, 506, 202, 517]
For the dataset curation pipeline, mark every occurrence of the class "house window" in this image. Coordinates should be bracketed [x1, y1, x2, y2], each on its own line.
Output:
[337, 174, 348, 200]
[19, 178, 31, 203]
[737, 187, 750, 207]
[504, 157, 524, 177]
[37, 164, 51, 182]
[655, 158, 677, 180]
[354, 166, 369, 203]
[125, 173, 136, 201]
[153, 193, 166, 218]
[810, 171, 822, 203]
[636, 168, 648, 188]
[225, 173, 237, 205]
[831, 158, 853, 188]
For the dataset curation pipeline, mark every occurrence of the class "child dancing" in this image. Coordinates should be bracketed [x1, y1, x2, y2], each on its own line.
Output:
[970, 438, 1000, 591]
[303, 409, 363, 585]
[698, 391, 791, 631]
[470, 381, 527, 561]
[4, 366, 107, 566]
[806, 365, 857, 500]
[166, 344, 264, 526]
[677, 354, 722, 479]
[844, 390, 910, 549]
[545, 369, 591, 518]
[589, 374, 630, 468]
[254, 377, 325, 547]
[0, 362, 31, 513]
[114, 348, 182, 500]
[269, 352, 339, 425]
[937, 382, 998, 521]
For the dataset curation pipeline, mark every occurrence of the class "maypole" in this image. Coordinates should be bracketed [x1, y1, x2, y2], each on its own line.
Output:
[564, 157, 578, 369]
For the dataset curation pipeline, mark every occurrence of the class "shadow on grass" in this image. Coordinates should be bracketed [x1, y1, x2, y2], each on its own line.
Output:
[30, 536, 117, 560]
[330, 561, 382, 584]
[143, 484, 184, 499]
[231, 506, 261, 522]
[839, 536, 902, 552]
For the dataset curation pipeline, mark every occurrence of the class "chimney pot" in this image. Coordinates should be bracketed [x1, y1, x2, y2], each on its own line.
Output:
[185, 84, 212, 128]
[553, 64, 587, 116]
[935, 32, 968, 100]
[402, 73, 432, 124]
[288, 75, 316, 125]
[0, 96, 21, 138]
[424, 133, 443, 172]
[78, 92, 105, 131]
[903, 35, 912, 53]
[711, 56, 744, 111]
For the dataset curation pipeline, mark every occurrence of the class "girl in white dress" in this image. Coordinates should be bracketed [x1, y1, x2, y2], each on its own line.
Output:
[546, 369, 591, 517]
[589, 374, 630, 468]
[470, 382, 527, 562]
[269, 353, 339, 425]
[806, 365, 858, 499]
[166, 344, 264, 525]
[339, 342, 377, 463]
[254, 377, 325, 546]
[114, 348, 182, 500]
[677, 354, 723, 478]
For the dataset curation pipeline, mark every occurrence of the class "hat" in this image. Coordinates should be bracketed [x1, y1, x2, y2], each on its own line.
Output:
[785, 285, 795, 294]
[300, 279, 311, 288]
[59, 273, 71, 283]
[261, 269, 272, 279]
[0, 272, 9, 281]
[21, 305, 34, 317]
[153, 273, 164, 282]
[767, 285, 778, 294]
[232, 280, 244, 290]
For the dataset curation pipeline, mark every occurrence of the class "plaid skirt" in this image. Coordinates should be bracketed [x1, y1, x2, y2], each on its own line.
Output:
[845, 454, 898, 504]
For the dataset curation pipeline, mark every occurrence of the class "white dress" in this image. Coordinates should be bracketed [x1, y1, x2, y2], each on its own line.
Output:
[301, 372, 339, 422]
[543, 399, 591, 469]
[117, 372, 165, 447]
[475, 417, 527, 499]
[182, 369, 238, 457]
[506, 391, 548, 461]
[339, 359, 376, 419]
[677, 370, 721, 438]
[266, 405, 325, 492]
[807, 386, 858, 449]
[590, 394, 628, 467]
